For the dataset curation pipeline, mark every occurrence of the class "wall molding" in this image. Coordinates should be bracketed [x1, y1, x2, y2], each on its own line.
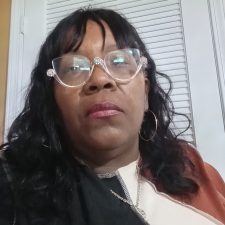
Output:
[208, 0, 225, 129]
[4, 0, 46, 140]
[4, 0, 25, 139]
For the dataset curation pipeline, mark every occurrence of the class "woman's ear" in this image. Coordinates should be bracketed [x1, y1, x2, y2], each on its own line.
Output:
[144, 78, 150, 111]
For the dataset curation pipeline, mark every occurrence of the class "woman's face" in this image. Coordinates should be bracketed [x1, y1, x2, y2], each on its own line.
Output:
[54, 20, 149, 166]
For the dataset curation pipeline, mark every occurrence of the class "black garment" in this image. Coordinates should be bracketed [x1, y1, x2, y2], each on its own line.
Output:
[0, 161, 147, 225]
[0, 161, 15, 225]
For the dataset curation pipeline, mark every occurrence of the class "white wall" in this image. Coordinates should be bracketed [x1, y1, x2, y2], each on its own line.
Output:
[181, 0, 225, 178]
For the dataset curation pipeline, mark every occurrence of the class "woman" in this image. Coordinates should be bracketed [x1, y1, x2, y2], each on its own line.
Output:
[0, 8, 224, 225]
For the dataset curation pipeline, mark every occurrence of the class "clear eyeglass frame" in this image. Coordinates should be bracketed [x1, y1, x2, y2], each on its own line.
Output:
[46, 48, 148, 88]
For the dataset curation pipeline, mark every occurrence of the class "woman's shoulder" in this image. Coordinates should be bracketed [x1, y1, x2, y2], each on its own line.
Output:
[0, 157, 13, 198]
[184, 144, 225, 191]
[204, 162, 225, 196]
[0, 157, 15, 224]
[0, 157, 10, 186]
[182, 143, 225, 194]
[178, 143, 225, 224]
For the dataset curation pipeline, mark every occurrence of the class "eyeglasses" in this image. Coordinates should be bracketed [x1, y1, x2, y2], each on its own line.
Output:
[46, 48, 147, 88]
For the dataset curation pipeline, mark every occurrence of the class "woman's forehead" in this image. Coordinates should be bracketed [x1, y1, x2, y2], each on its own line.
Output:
[59, 19, 131, 57]
[73, 21, 118, 55]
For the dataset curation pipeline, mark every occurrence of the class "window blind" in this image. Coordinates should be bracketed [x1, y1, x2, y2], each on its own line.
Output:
[46, 0, 195, 143]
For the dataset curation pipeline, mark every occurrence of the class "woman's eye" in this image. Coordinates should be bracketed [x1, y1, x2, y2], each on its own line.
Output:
[112, 57, 128, 65]
[68, 65, 80, 72]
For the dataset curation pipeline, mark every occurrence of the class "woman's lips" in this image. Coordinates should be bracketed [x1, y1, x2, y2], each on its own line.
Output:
[86, 102, 123, 119]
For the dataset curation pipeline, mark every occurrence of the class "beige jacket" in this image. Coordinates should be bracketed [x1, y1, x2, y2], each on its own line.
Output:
[118, 145, 225, 225]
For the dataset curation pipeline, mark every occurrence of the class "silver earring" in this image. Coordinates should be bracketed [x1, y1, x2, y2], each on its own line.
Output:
[139, 110, 158, 142]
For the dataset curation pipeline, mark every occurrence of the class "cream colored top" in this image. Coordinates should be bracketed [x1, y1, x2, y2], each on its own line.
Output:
[117, 160, 224, 225]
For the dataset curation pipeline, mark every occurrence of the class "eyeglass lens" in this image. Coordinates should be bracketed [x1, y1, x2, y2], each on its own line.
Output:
[52, 48, 141, 86]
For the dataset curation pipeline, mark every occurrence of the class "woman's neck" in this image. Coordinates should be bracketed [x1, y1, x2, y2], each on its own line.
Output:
[74, 145, 139, 174]
[93, 152, 139, 174]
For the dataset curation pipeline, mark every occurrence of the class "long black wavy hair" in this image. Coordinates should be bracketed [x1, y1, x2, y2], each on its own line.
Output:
[1, 7, 198, 224]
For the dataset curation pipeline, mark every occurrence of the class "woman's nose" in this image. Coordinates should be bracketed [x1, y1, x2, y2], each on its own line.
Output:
[83, 66, 117, 94]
